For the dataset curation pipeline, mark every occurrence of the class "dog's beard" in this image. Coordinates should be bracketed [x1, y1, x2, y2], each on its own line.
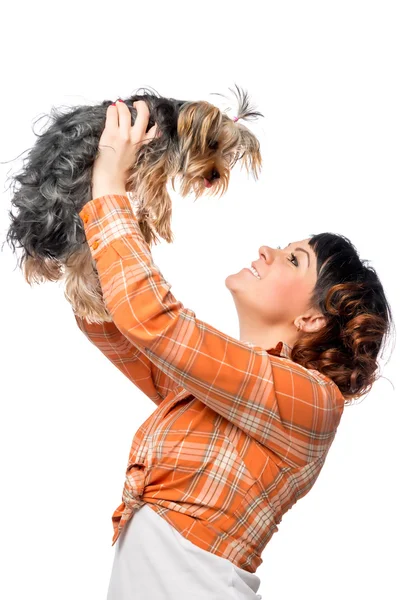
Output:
[174, 155, 229, 199]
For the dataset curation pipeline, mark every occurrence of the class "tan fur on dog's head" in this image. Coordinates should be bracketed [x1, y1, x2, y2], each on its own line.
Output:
[126, 86, 263, 247]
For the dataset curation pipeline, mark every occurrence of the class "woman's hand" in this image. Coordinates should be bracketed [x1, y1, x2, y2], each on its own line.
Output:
[91, 100, 157, 200]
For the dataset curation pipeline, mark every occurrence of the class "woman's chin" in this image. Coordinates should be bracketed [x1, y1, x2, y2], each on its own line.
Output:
[225, 273, 237, 291]
[225, 269, 251, 291]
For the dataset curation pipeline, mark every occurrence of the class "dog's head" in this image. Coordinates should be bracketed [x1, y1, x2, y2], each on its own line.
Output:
[124, 87, 263, 245]
[174, 87, 263, 198]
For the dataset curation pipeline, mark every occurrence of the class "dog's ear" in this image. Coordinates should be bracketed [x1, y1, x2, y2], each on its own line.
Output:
[177, 102, 222, 154]
[236, 125, 262, 179]
[210, 85, 263, 178]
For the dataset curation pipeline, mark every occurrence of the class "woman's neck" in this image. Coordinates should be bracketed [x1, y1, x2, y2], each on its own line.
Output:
[238, 321, 297, 350]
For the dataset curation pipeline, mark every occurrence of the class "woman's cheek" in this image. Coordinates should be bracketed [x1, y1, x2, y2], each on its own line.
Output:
[270, 275, 305, 310]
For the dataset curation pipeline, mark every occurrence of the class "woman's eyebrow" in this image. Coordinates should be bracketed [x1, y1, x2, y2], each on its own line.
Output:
[294, 248, 310, 267]
[284, 243, 310, 267]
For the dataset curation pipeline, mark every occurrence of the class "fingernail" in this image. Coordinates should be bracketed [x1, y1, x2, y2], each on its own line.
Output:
[111, 102, 116, 106]
[117, 99, 125, 103]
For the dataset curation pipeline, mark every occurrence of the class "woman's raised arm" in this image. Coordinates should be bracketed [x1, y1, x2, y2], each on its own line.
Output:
[74, 312, 178, 406]
[79, 194, 345, 468]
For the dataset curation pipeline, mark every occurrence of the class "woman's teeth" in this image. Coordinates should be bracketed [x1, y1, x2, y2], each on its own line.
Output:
[250, 266, 261, 279]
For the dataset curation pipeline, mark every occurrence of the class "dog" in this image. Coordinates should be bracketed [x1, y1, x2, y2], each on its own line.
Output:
[5, 85, 263, 323]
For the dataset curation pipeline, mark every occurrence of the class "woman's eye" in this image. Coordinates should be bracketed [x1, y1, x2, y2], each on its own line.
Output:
[288, 252, 298, 266]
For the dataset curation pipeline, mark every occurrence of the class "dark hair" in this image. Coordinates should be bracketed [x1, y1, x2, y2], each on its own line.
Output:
[291, 233, 394, 403]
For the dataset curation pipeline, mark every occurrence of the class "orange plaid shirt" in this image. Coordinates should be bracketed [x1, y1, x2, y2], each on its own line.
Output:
[76, 194, 345, 573]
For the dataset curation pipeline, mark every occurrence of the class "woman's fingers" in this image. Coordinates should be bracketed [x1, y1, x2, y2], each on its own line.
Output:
[105, 102, 119, 131]
[103, 99, 155, 154]
[115, 99, 131, 137]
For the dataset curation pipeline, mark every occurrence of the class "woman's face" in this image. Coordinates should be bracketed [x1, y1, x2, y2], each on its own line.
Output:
[225, 238, 319, 328]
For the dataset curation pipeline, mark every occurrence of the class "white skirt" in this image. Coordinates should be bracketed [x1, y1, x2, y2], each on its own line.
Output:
[106, 503, 263, 599]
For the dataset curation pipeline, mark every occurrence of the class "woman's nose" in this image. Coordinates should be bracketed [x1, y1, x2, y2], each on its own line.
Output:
[258, 246, 275, 264]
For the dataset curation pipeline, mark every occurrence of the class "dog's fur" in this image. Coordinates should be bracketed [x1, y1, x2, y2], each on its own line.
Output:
[6, 86, 262, 323]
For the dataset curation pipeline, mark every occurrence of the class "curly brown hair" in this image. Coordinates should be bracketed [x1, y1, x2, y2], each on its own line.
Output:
[291, 233, 394, 403]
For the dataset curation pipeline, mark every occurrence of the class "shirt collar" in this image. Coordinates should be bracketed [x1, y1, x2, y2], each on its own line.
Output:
[243, 340, 292, 359]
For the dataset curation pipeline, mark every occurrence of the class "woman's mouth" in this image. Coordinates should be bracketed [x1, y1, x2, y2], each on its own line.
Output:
[246, 266, 261, 280]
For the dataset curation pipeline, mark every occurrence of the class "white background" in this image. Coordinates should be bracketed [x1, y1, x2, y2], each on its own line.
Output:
[0, 1, 399, 599]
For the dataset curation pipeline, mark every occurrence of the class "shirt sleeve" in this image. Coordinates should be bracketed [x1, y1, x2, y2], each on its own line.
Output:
[79, 194, 345, 468]
[73, 312, 179, 406]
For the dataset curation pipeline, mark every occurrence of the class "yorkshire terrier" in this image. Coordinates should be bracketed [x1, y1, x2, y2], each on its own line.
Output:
[5, 85, 263, 324]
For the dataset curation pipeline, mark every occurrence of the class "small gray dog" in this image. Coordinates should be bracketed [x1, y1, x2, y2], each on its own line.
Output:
[5, 86, 262, 323]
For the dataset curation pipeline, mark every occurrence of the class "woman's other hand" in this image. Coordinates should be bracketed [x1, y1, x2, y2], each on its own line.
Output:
[91, 100, 157, 199]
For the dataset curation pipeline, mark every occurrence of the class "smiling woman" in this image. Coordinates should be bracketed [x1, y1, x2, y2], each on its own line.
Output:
[76, 191, 393, 599]
[226, 233, 392, 399]
[226, 237, 323, 352]
[72, 101, 393, 599]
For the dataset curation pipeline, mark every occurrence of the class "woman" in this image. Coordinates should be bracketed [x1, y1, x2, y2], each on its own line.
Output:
[75, 100, 393, 599]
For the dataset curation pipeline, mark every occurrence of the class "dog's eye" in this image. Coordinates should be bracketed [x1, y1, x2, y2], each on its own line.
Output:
[208, 140, 219, 150]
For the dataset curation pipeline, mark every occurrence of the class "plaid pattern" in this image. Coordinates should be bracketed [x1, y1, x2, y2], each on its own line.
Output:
[77, 194, 345, 573]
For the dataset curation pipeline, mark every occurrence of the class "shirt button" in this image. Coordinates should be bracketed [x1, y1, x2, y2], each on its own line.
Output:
[92, 240, 100, 250]
[82, 213, 89, 224]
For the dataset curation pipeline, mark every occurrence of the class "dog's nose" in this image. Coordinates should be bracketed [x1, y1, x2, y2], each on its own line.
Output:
[210, 169, 220, 181]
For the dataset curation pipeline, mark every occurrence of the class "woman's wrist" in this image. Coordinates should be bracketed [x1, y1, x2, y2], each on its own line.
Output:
[91, 182, 127, 200]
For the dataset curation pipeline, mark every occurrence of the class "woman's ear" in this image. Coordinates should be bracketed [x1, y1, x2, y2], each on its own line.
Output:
[295, 311, 327, 333]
